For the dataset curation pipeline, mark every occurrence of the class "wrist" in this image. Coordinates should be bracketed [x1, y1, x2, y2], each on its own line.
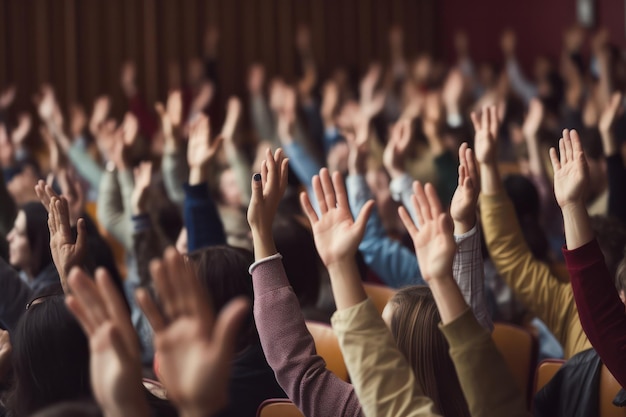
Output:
[251, 229, 277, 260]
[453, 218, 475, 235]
[189, 166, 208, 185]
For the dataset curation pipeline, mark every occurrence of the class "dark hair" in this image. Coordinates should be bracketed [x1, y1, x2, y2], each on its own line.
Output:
[9, 296, 91, 416]
[186, 245, 255, 351]
[591, 216, 626, 280]
[21, 202, 53, 277]
[388, 286, 471, 417]
[30, 400, 102, 417]
[503, 175, 550, 262]
[615, 251, 626, 293]
[273, 215, 321, 307]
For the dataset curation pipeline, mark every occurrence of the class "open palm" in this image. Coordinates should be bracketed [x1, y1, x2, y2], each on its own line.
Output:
[187, 114, 222, 169]
[550, 129, 589, 209]
[399, 182, 456, 282]
[471, 105, 499, 164]
[300, 168, 374, 267]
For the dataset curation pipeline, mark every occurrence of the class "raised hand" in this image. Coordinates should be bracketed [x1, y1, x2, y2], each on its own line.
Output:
[11, 113, 32, 147]
[300, 168, 374, 268]
[34, 84, 57, 124]
[599, 92, 623, 156]
[46, 194, 88, 293]
[382, 118, 411, 179]
[321, 81, 339, 128]
[471, 105, 499, 165]
[550, 129, 589, 210]
[247, 148, 289, 258]
[0, 85, 16, 110]
[90, 96, 111, 136]
[345, 114, 370, 175]
[399, 182, 456, 282]
[187, 114, 223, 185]
[136, 248, 250, 417]
[0, 123, 15, 167]
[449, 143, 479, 234]
[131, 161, 153, 215]
[221, 97, 241, 142]
[121, 112, 139, 146]
[155, 90, 183, 142]
[522, 98, 544, 140]
[66, 268, 148, 417]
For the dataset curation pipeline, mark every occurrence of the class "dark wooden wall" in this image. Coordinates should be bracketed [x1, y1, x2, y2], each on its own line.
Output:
[0, 0, 435, 118]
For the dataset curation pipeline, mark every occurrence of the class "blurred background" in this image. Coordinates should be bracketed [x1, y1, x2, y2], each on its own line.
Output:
[0, 0, 623, 117]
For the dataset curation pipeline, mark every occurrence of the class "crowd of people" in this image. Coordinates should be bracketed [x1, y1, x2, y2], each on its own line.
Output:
[0, 20, 624, 416]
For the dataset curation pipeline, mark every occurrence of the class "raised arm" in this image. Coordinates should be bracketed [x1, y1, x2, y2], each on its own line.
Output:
[301, 168, 438, 417]
[248, 149, 362, 417]
[184, 115, 226, 251]
[399, 182, 529, 417]
[552, 129, 626, 388]
[599, 92, 626, 223]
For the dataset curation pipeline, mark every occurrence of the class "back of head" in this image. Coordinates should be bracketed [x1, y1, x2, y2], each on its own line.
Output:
[30, 400, 102, 417]
[272, 215, 321, 307]
[504, 175, 550, 262]
[10, 296, 91, 416]
[388, 286, 470, 417]
[186, 245, 255, 350]
[21, 202, 53, 277]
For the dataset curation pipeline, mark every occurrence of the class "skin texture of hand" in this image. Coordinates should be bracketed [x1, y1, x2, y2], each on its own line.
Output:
[300, 168, 374, 310]
[522, 98, 544, 140]
[121, 112, 139, 146]
[136, 248, 250, 417]
[398, 181, 469, 325]
[11, 113, 32, 147]
[599, 92, 623, 156]
[187, 114, 223, 185]
[156, 90, 183, 145]
[449, 143, 479, 235]
[321, 81, 339, 128]
[382, 118, 411, 179]
[549, 129, 594, 250]
[47, 195, 88, 294]
[34, 84, 57, 124]
[442, 68, 464, 112]
[131, 161, 153, 215]
[247, 148, 289, 259]
[0, 329, 12, 383]
[66, 268, 149, 417]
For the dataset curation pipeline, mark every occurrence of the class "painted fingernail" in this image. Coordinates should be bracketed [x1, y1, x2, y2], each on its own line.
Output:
[253, 173, 261, 182]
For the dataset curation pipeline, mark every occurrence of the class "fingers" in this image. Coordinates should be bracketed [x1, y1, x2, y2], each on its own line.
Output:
[75, 218, 87, 250]
[481, 106, 489, 134]
[95, 268, 136, 353]
[465, 147, 478, 184]
[150, 258, 177, 319]
[413, 181, 432, 222]
[354, 200, 375, 236]
[212, 297, 251, 366]
[424, 183, 443, 218]
[549, 147, 561, 172]
[48, 197, 58, 236]
[56, 197, 72, 241]
[319, 168, 337, 210]
[332, 171, 349, 209]
[399, 206, 419, 237]
[437, 212, 454, 237]
[299, 191, 319, 224]
[563, 129, 573, 162]
[570, 129, 583, 155]
[265, 148, 277, 193]
[558, 136, 566, 165]
[250, 173, 263, 202]
[66, 268, 109, 337]
[35, 180, 50, 211]
[279, 157, 289, 196]
[312, 175, 328, 213]
[135, 288, 166, 333]
[488, 105, 499, 138]
[470, 111, 480, 131]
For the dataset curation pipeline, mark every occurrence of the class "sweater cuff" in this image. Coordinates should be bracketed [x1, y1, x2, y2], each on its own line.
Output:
[248, 253, 283, 275]
[439, 307, 487, 347]
[132, 214, 152, 232]
[250, 257, 290, 295]
[454, 223, 477, 241]
[183, 182, 210, 200]
[330, 298, 378, 332]
[562, 239, 604, 270]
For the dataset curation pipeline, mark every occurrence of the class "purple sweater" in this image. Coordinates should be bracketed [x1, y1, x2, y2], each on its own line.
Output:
[252, 258, 364, 417]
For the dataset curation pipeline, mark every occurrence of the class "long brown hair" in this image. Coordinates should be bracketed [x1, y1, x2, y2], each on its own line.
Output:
[388, 286, 471, 417]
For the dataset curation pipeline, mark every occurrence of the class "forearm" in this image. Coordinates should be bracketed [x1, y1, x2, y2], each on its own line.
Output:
[479, 163, 503, 196]
[97, 170, 133, 250]
[332, 299, 438, 417]
[252, 257, 363, 417]
[161, 149, 188, 207]
[561, 203, 594, 250]
[68, 142, 104, 190]
[441, 309, 530, 417]
[453, 226, 493, 331]
[327, 260, 368, 311]
[183, 182, 227, 252]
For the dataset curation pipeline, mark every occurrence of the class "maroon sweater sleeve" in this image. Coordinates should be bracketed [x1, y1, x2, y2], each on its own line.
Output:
[252, 258, 364, 417]
[565, 239, 626, 388]
[128, 93, 158, 140]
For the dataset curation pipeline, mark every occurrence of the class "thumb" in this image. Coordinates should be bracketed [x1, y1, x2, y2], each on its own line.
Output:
[354, 200, 375, 237]
[76, 218, 88, 250]
[250, 173, 263, 201]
